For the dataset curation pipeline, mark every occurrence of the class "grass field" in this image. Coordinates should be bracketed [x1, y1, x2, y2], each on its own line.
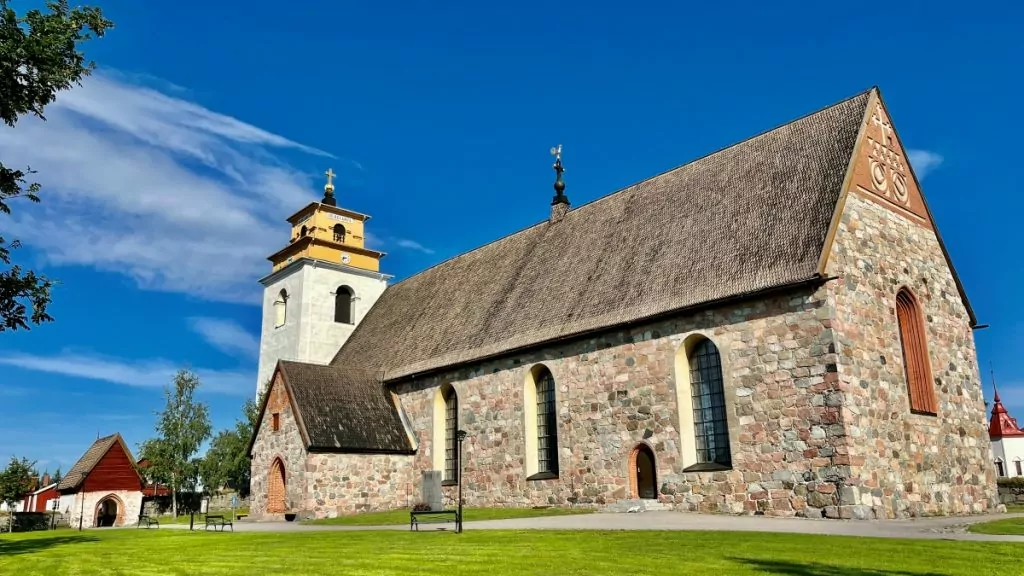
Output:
[2, 529, 1023, 575]
[303, 506, 593, 526]
[969, 516, 1024, 535]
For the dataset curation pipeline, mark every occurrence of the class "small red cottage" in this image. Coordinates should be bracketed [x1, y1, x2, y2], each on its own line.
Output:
[21, 473, 59, 512]
[56, 433, 144, 528]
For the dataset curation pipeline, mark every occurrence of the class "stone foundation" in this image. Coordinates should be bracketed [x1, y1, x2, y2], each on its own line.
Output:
[66, 490, 143, 529]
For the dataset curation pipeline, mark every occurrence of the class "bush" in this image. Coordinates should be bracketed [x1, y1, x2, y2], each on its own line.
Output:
[412, 502, 431, 511]
[997, 477, 1024, 494]
[11, 512, 53, 532]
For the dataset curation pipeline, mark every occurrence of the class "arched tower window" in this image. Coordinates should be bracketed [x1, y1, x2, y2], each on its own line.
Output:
[333, 224, 346, 243]
[274, 289, 288, 328]
[688, 338, 731, 468]
[300, 225, 308, 237]
[895, 288, 936, 415]
[335, 286, 354, 324]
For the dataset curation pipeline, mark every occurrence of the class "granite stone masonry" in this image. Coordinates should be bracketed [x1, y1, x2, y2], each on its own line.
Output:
[394, 288, 846, 517]
[250, 374, 416, 519]
[824, 192, 998, 518]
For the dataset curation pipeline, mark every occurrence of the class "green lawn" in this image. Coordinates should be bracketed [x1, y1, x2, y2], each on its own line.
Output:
[969, 516, 1024, 535]
[2, 528, 1023, 575]
[1004, 503, 1024, 513]
[164, 508, 250, 524]
[303, 506, 593, 526]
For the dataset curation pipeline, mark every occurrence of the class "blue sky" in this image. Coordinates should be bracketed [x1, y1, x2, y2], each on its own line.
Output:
[1, 1, 1021, 473]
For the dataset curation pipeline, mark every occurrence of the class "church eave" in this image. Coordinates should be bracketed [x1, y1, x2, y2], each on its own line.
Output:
[285, 202, 370, 225]
[381, 273, 830, 385]
[258, 257, 393, 287]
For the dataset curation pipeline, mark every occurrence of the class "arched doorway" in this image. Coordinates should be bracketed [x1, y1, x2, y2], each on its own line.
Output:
[630, 444, 657, 499]
[267, 458, 287, 513]
[95, 495, 122, 527]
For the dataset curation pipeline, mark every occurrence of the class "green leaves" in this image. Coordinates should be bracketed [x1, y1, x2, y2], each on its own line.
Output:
[0, 0, 113, 332]
[0, 456, 36, 531]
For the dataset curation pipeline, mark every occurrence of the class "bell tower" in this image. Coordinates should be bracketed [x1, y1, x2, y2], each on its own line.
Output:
[255, 169, 391, 394]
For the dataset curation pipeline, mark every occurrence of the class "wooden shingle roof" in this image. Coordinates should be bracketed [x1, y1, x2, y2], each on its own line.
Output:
[274, 361, 413, 453]
[331, 90, 873, 381]
[57, 433, 136, 491]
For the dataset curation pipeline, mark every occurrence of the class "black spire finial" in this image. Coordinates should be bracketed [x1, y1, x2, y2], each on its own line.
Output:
[550, 144, 568, 206]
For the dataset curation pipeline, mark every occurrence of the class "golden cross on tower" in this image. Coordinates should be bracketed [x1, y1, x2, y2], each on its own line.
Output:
[324, 168, 336, 192]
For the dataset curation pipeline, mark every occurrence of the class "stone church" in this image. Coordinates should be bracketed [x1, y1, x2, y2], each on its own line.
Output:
[248, 87, 998, 520]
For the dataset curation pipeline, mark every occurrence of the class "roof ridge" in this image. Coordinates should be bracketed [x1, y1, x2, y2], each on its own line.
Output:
[384, 87, 875, 290]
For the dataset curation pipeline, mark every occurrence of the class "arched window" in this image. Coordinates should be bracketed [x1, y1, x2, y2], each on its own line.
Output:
[333, 224, 346, 243]
[300, 225, 308, 237]
[432, 384, 458, 485]
[896, 288, 936, 415]
[334, 286, 354, 324]
[995, 459, 1006, 478]
[1015, 459, 1022, 477]
[535, 367, 559, 475]
[274, 289, 288, 328]
[689, 338, 731, 467]
[444, 387, 458, 483]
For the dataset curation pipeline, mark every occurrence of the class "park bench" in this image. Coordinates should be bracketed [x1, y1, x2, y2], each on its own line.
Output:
[409, 508, 460, 531]
[204, 514, 233, 532]
[136, 515, 159, 529]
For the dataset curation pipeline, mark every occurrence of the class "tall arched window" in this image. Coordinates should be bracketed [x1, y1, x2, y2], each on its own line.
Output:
[444, 387, 458, 483]
[274, 289, 288, 328]
[335, 286, 354, 324]
[300, 225, 308, 237]
[333, 224, 346, 243]
[535, 367, 559, 475]
[896, 288, 936, 415]
[689, 338, 731, 467]
[995, 459, 1006, 478]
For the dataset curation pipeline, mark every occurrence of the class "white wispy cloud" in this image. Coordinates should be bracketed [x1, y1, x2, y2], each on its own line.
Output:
[393, 238, 435, 255]
[0, 351, 252, 395]
[188, 316, 260, 359]
[907, 149, 943, 180]
[0, 71, 338, 304]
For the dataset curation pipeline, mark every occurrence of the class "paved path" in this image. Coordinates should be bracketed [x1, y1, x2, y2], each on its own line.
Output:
[155, 511, 1024, 542]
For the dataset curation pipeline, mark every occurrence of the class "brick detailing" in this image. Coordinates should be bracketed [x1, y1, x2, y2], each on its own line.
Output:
[825, 192, 998, 518]
[94, 493, 125, 527]
[267, 458, 286, 513]
[249, 373, 306, 518]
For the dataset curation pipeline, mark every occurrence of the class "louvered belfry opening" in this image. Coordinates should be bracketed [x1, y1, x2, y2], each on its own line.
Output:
[896, 289, 937, 415]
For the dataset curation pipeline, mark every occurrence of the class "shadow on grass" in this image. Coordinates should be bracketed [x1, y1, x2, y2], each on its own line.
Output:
[0, 533, 100, 556]
[731, 559, 947, 576]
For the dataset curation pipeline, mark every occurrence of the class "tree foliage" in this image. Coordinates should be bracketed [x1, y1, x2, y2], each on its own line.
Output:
[0, 456, 36, 532]
[200, 389, 265, 499]
[0, 0, 113, 331]
[140, 369, 212, 518]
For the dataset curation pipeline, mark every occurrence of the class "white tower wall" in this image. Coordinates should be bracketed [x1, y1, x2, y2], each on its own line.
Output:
[256, 258, 389, 394]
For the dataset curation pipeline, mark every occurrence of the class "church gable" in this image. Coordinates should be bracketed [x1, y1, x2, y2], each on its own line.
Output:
[847, 91, 932, 229]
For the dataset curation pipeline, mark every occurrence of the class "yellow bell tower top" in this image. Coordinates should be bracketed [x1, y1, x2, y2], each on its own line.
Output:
[267, 169, 386, 273]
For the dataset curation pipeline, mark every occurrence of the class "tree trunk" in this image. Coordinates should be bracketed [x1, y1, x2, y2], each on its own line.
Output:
[171, 472, 178, 519]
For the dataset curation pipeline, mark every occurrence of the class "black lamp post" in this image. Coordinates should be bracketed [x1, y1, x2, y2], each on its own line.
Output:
[50, 495, 59, 530]
[78, 470, 89, 531]
[456, 429, 467, 534]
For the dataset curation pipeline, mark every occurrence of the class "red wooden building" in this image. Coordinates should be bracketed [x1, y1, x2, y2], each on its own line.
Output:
[56, 433, 145, 528]
[21, 473, 59, 513]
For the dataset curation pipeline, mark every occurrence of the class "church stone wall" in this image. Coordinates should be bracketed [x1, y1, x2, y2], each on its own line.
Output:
[250, 374, 307, 518]
[302, 453, 415, 518]
[394, 289, 849, 517]
[824, 192, 998, 518]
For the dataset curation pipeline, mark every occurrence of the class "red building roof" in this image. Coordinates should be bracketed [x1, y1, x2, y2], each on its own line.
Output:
[989, 388, 1024, 439]
[57, 433, 143, 493]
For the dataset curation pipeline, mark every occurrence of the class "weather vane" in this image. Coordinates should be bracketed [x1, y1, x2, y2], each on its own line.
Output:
[550, 144, 567, 204]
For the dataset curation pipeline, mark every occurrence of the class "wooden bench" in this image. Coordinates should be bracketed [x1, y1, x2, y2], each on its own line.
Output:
[410, 509, 461, 532]
[136, 515, 159, 529]
[204, 514, 233, 532]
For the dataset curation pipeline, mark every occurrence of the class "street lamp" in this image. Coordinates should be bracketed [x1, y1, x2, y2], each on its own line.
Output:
[50, 496, 59, 531]
[78, 470, 89, 531]
[456, 429, 467, 534]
